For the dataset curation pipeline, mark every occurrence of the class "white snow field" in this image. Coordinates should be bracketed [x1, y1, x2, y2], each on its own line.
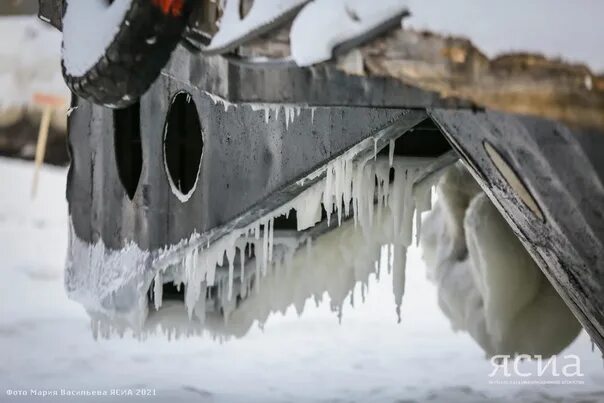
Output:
[1, 158, 604, 402]
[0, 16, 69, 129]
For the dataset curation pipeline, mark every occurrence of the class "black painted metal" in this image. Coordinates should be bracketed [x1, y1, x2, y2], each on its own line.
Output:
[38, 0, 63, 30]
[67, 75, 427, 251]
[163, 45, 472, 109]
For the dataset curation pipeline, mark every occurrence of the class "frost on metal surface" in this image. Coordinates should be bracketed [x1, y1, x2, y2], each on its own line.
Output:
[66, 133, 449, 339]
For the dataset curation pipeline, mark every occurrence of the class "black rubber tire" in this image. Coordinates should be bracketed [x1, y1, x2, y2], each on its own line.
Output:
[62, 0, 193, 109]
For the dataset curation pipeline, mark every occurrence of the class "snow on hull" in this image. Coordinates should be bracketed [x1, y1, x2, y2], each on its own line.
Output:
[66, 132, 445, 338]
[205, 0, 308, 54]
[290, 0, 408, 66]
[420, 163, 581, 357]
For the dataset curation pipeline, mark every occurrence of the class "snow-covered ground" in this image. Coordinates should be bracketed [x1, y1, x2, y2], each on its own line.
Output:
[1, 157, 603, 402]
[0, 16, 68, 130]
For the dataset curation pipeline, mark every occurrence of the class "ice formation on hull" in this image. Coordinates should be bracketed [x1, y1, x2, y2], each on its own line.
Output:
[66, 132, 449, 339]
[420, 164, 582, 357]
[248, 103, 303, 128]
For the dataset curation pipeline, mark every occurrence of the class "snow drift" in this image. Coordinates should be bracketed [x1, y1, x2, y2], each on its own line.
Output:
[66, 132, 441, 339]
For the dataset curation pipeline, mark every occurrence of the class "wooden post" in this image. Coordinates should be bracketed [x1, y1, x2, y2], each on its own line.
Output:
[31, 93, 66, 199]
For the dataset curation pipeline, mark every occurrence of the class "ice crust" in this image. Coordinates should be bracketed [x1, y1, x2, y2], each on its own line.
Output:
[420, 164, 581, 357]
[66, 132, 445, 338]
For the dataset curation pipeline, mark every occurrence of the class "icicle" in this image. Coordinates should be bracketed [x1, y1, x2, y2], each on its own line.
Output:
[153, 271, 163, 311]
[323, 165, 333, 226]
[415, 208, 422, 247]
[392, 244, 407, 323]
[268, 217, 275, 263]
[262, 220, 269, 275]
[205, 91, 235, 112]
[387, 244, 393, 274]
[240, 244, 246, 283]
[105, 133, 445, 333]
[227, 245, 236, 300]
[389, 139, 395, 167]
[194, 286, 206, 324]
[255, 242, 262, 292]
[373, 138, 378, 160]
[306, 237, 312, 260]
[294, 296, 305, 316]
[310, 107, 316, 124]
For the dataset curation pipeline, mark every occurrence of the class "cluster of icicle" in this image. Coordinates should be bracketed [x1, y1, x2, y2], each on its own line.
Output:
[205, 90, 314, 128]
[139, 136, 443, 339]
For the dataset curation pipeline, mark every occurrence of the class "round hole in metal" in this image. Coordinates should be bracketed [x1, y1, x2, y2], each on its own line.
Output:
[163, 92, 203, 202]
[114, 101, 143, 200]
